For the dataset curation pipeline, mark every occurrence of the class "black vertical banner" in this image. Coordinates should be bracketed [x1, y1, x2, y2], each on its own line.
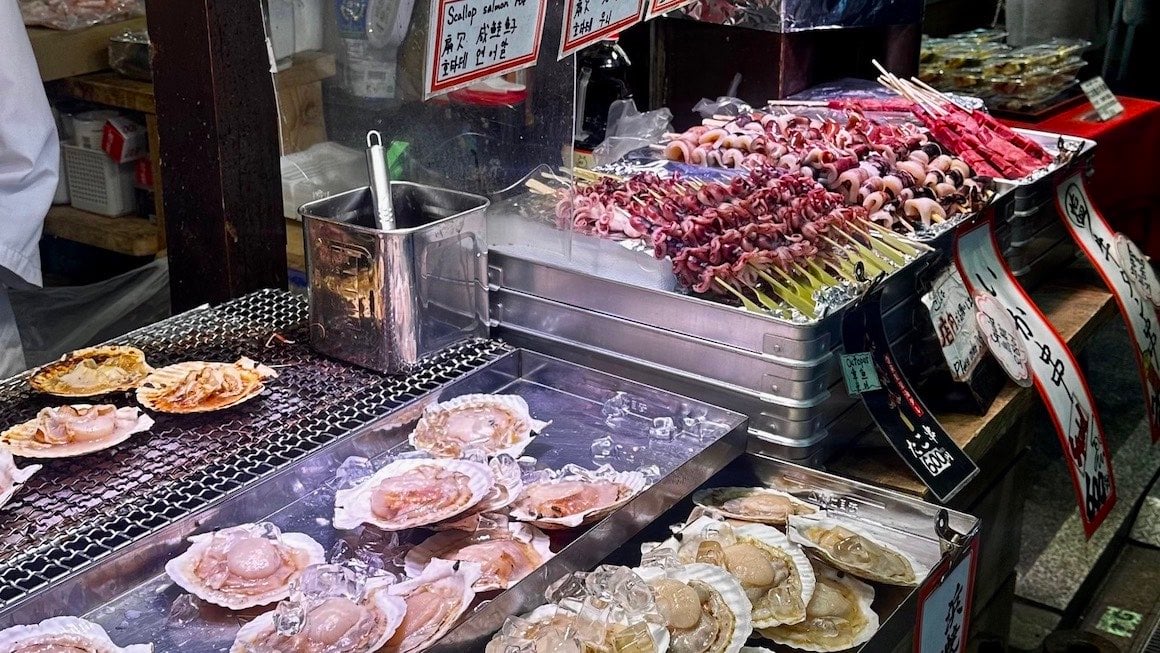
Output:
[843, 289, 980, 502]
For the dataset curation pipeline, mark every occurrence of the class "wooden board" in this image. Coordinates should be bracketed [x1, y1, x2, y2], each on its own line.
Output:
[286, 218, 305, 272]
[43, 206, 160, 257]
[28, 18, 147, 82]
[57, 72, 155, 113]
[279, 81, 327, 154]
[275, 51, 337, 90]
[829, 270, 1117, 497]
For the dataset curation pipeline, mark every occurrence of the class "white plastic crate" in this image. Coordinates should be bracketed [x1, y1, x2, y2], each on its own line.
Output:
[62, 144, 136, 216]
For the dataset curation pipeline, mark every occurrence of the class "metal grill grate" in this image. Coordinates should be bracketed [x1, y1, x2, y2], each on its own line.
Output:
[0, 289, 509, 609]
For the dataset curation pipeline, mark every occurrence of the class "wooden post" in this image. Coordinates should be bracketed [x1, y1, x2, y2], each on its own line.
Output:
[145, 0, 287, 311]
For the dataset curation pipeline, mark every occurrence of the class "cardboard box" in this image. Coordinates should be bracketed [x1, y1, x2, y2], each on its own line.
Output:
[101, 117, 148, 163]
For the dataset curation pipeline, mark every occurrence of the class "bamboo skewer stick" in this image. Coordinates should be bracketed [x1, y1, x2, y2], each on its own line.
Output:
[714, 278, 763, 313]
[837, 227, 906, 267]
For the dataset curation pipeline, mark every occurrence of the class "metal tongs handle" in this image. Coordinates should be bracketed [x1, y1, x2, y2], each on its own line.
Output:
[366, 130, 395, 230]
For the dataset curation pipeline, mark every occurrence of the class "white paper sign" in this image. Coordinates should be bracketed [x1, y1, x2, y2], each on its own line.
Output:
[1115, 235, 1160, 308]
[915, 542, 977, 653]
[559, 0, 644, 58]
[955, 219, 1116, 538]
[974, 292, 1033, 387]
[644, 0, 696, 20]
[1080, 77, 1125, 122]
[921, 266, 985, 382]
[425, 0, 547, 98]
[1057, 173, 1160, 444]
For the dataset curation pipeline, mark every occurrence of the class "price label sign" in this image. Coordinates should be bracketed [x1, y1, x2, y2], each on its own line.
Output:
[1080, 77, 1125, 122]
[954, 212, 1116, 537]
[644, 0, 696, 20]
[843, 290, 979, 502]
[921, 266, 985, 382]
[425, 0, 548, 98]
[974, 293, 1033, 387]
[840, 352, 882, 395]
[1057, 174, 1160, 444]
[915, 538, 979, 653]
[559, 0, 644, 58]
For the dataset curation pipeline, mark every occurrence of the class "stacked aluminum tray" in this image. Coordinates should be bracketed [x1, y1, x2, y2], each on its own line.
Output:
[0, 349, 749, 647]
[487, 214, 937, 462]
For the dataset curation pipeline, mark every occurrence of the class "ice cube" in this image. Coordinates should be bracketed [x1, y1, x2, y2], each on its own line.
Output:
[639, 547, 680, 572]
[613, 444, 640, 464]
[602, 392, 629, 419]
[490, 454, 521, 487]
[590, 436, 614, 460]
[166, 594, 200, 628]
[333, 456, 374, 490]
[648, 416, 676, 441]
[273, 599, 306, 636]
[635, 464, 661, 483]
[546, 571, 590, 604]
[328, 539, 351, 564]
[293, 563, 364, 605]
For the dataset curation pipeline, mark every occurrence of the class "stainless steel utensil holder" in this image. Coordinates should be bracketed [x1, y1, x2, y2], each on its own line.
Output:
[301, 182, 490, 374]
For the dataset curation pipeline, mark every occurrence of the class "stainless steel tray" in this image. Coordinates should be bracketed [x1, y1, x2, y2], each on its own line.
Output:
[1005, 129, 1097, 216]
[0, 349, 748, 651]
[1011, 235, 1080, 289]
[575, 453, 981, 653]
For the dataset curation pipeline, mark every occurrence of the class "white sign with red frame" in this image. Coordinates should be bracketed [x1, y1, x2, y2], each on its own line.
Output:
[559, 0, 645, 58]
[915, 538, 979, 653]
[644, 0, 696, 20]
[425, 0, 548, 98]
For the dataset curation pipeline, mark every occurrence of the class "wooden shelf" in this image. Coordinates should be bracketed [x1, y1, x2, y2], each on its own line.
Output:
[829, 270, 1118, 497]
[44, 205, 160, 257]
[28, 18, 147, 82]
[58, 72, 155, 113]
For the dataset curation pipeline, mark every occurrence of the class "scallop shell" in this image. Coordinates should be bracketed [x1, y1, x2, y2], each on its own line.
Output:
[1, 405, 154, 459]
[404, 521, 554, 591]
[429, 459, 524, 532]
[0, 615, 153, 652]
[384, 558, 482, 653]
[788, 515, 925, 586]
[693, 487, 818, 525]
[757, 564, 878, 652]
[230, 576, 406, 653]
[485, 602, 670, 653]
[0, 449, 41, 509]
[29, 345, 153, 397]
[650, 515, 815, 628]
[136, 357, 277, 414]
[637, 562, 753, 653]
[509, 468, 648, 530]
[409, 394, 549, 459]
[165, 525, 326, 610]
[333, 458, 494, 531]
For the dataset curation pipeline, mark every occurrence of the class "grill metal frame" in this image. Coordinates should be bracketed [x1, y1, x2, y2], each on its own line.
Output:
[0, 289, 508, 609]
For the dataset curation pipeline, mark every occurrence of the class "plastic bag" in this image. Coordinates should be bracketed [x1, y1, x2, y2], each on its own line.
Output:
[593, 100, 673, 166]
[692, 96, 753, 119]
[20, 0, 144, 31]
[9, 259, 170, 367]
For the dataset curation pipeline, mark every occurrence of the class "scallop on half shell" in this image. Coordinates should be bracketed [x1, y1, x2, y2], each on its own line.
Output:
[1, 405, 154, 459]
[485, 602, 670, 653]
[788, 515, 924, 586]
[0, 449, 41, 510]
[757, 563, 878, 652]
[165, 522, 326, 610]
[29, 345, 153, 397]
[0, 615, 152, 652]
[382, 558, 482, 653]
[405, 521, 554, 592]
[409, 394, 549, 459]
[429, 456, 524, 532]
[509, 468, 648, 530]
[635, 562, 753, 653]
[230, 575, 406, 653]
[136, 357, 277, 414]
[333, 458, 494, 531]
[693, 487, 817, 526]
[650, 515, 815, 629]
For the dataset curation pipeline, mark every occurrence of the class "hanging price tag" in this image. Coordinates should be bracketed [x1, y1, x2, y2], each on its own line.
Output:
[559, 0, 645, 58]
[974, 293, 1033, 388]
[425, 0, 548, 98]
[644, 0, 696, 20]
[954, 212, 1116, 537]
[921, 266, 986, 382]
[915, 538, 979, 653]
[843, 290, 979, 502]
[840, 352, 882, 394]
[1080, 77, 1125, 122]
[1057, 173, 1160, 443]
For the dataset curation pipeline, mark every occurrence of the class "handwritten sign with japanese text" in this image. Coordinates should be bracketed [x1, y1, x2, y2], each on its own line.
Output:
[426, 0, 547, 97]
[916, 538, 978, 653]
[954, 214, 1116, 537]
[922, 266, 985, 382]
[559, 0, 644, 58]
[974, 293, 1033, 387]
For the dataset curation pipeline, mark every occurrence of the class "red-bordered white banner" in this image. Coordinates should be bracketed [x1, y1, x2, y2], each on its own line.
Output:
[559, 0, 645, 59]
[954, 214, 1116, 538]
[1056, 172, 1160, 443]
[425, 0, 548, 98]
[644, 0, 695, 20]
